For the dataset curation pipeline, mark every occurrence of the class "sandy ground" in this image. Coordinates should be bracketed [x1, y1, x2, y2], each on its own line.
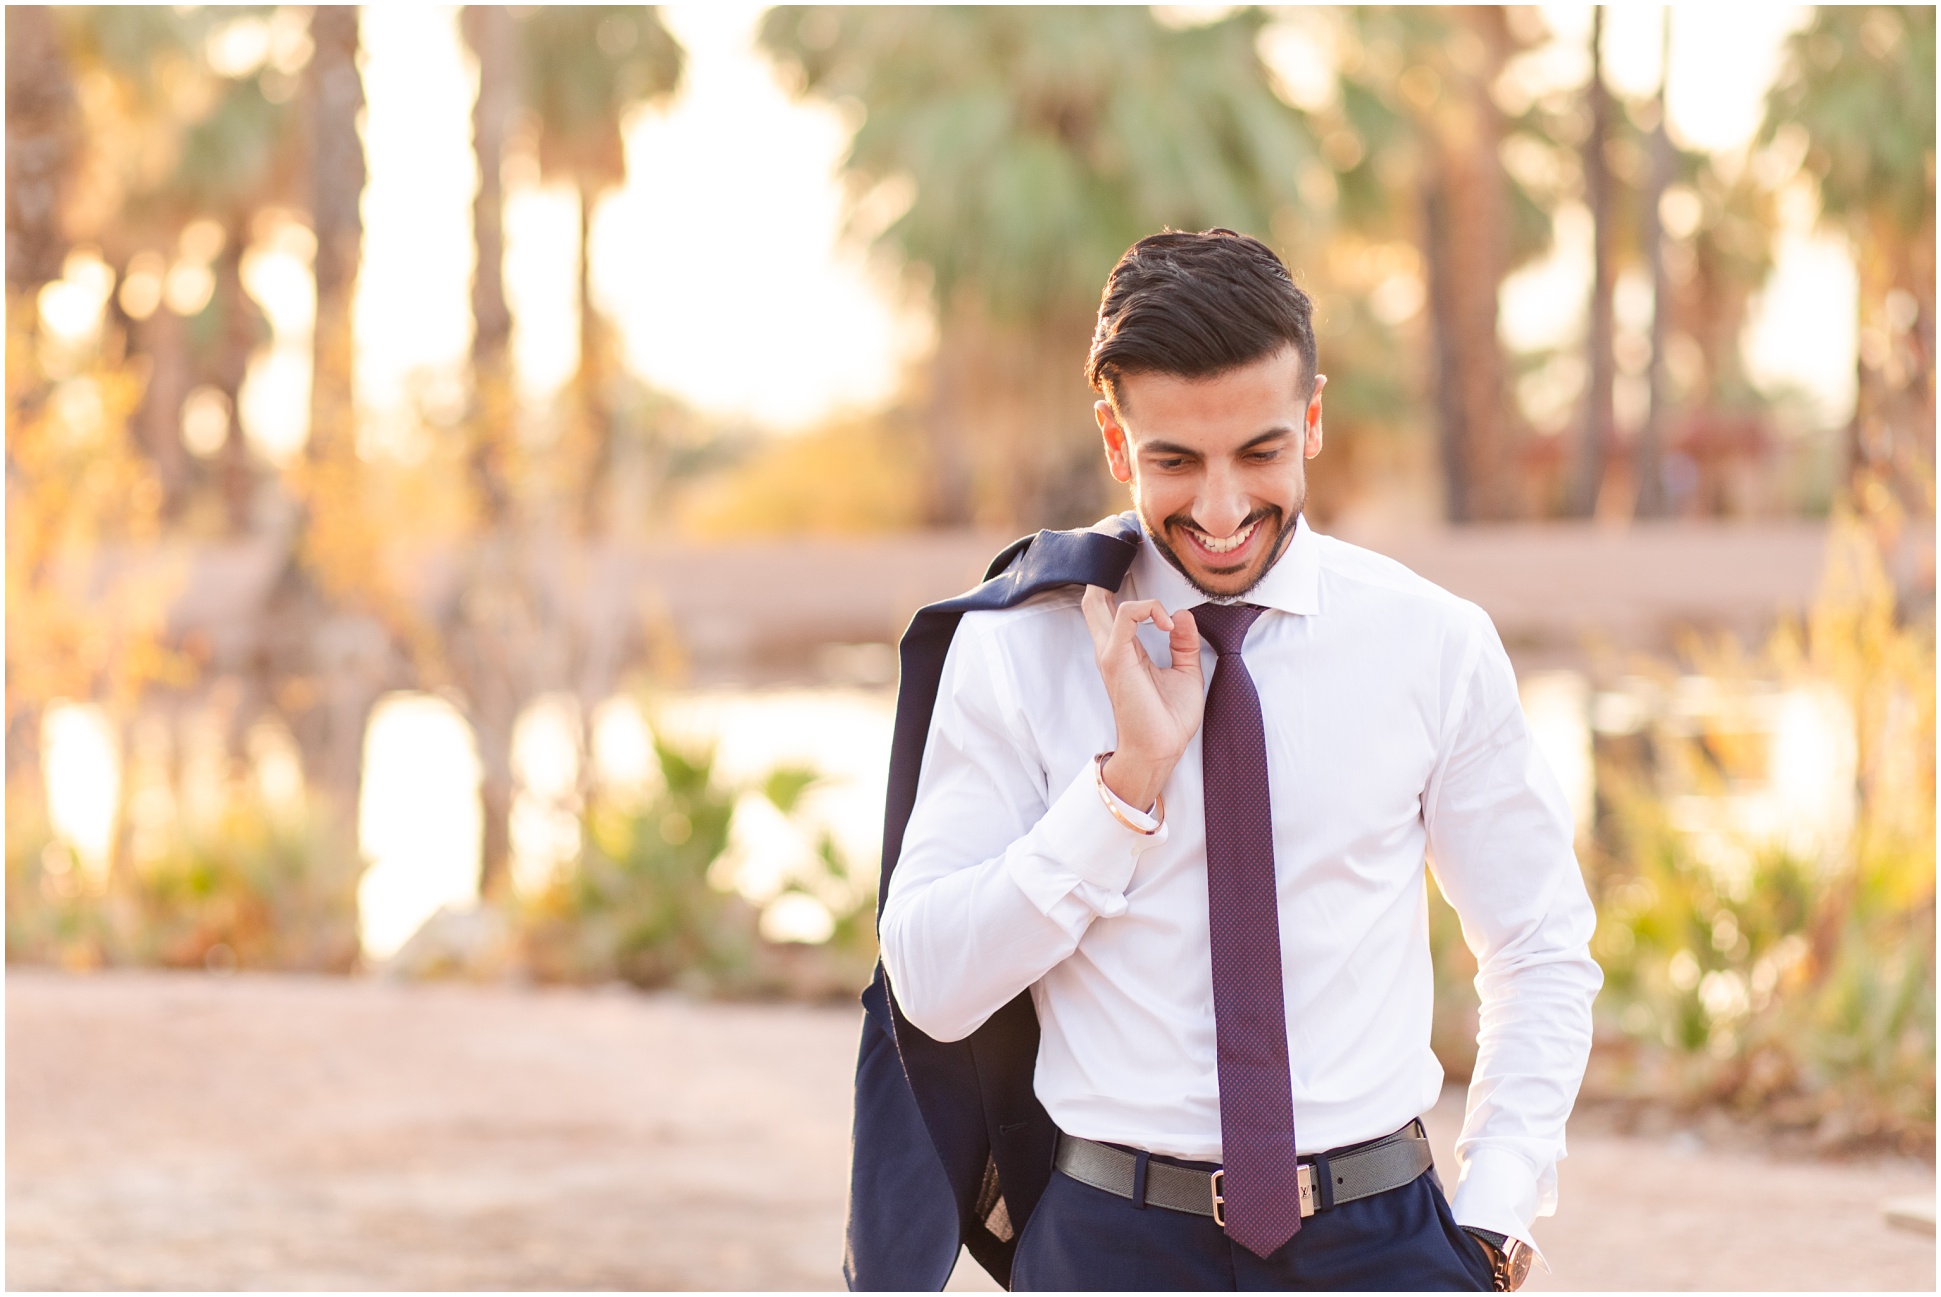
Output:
[7, 969, 1933, 1292]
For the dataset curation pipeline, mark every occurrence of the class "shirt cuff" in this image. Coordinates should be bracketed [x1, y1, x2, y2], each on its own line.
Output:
[1003, 762, 1168, 928]
[1450, 1144, 1549, 1269]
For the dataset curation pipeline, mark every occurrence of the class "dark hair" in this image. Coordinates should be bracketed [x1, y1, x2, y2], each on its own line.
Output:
[1085, 228, 1317, 410]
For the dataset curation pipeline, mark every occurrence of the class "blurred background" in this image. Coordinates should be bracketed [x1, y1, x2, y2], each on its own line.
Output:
[5, 3, 1934, 1290]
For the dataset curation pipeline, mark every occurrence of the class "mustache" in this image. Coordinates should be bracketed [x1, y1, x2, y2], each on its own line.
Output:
[1163, 506, 1280, 538]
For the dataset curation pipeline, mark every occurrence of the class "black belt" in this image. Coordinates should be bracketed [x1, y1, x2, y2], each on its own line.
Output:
[1053, 1121, 1434, 1228]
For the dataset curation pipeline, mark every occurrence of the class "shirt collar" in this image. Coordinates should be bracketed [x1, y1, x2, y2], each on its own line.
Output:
[1127, 512, 1321, 618]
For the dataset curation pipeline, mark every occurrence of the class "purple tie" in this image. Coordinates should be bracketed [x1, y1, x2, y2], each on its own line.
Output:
[1192, 602, 1301, 1258]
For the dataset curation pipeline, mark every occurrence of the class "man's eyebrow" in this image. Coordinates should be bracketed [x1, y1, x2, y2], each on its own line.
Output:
[1138, 427, 1298, 458]
[1239, 426, 1299, 450]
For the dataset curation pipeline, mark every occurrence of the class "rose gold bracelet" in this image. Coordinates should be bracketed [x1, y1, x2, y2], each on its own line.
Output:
[1094, 751, 1164, 834]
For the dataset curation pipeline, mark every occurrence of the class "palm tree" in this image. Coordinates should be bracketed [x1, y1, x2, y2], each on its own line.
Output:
[4, 3, 80, 827]
[1624, 72, 1776, 519]
[1764, 6, 1936, 515]
[263, 3, 401, 842]
[5, 6, 77, 294]
[1574, 6, 1616, 518]
[761, 6, 1317, 530]
[56, 7, 293, 529]
[1326, 7, 1553, 522]
[44, 6, 396, 885]
[516, 5, 681, 532]
[307, 4, 362, 486]
[454, 6, 682, 902]
[176, 56, 298, 533]
[1634, 10, 1674, 519]
[462, 4, 519, 527]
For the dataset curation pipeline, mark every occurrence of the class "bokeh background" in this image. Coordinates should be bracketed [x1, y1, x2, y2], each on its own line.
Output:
[6, 3, 1934, 1289]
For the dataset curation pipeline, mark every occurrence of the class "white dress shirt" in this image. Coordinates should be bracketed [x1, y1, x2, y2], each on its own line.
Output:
[879, 515, 1602, 1250]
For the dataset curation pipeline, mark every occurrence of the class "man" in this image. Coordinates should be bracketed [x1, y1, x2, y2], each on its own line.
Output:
[855, 229, 1600, 1291]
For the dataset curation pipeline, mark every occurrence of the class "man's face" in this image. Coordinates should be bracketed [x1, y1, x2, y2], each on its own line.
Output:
[1096, 346, 1325, 599]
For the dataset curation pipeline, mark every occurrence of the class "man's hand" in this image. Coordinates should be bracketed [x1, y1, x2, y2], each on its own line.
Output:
[1080, 586, 1204, 812]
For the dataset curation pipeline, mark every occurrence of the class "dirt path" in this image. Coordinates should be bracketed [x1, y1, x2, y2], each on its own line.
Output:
[8, 970, 1932, 1291]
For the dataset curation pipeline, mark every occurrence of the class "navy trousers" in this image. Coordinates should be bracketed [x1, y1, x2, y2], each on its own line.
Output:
[1009, 1149, 1494, 1292]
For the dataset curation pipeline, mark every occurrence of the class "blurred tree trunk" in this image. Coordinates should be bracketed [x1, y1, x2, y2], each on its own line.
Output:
[309, 5, 364, 471]
[1677, 220, 1755, 417]
[131, 307, 193, 515]
[467, 6, 515, 370]
[507, 5, 682, 536]
[464, 3, 515, 528]
[1574, 5, 1616, 518]
[921, 307, 977, 527]
[1850, 214, 1937, 511]
[475, 718, 516, 905]
[1634, 11, 1673, 519]
[1849, 272, 1934, 542]
[459, 4, 531, 904]
[5, 6, 75, 293]
[449, 541, 528, 906]
[3, 3, 76, 821]
[573, 175, 613, 535]
[280, 4, 383, 824]
[1760, 6, 1934, 532]
[936, 295, 1107, 531]
[458, 6, 670, 903]
[1418, 7, 1516, 523]
[212, 222, 259, 535]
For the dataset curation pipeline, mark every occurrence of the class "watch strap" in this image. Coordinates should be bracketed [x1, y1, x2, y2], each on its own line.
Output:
[1461, 1226, 1529, 1292]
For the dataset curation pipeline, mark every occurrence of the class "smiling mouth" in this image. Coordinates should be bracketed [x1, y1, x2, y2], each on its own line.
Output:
[1182, 517, 1261, 557]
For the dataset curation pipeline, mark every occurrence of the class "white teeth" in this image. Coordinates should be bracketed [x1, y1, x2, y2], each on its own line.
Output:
[1189, 520, 1257, 554]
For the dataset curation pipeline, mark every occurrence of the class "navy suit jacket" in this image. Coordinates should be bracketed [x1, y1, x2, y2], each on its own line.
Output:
[845, 513, 1144, 1291]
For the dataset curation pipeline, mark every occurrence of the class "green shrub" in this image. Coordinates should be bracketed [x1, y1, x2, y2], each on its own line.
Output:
[5, 774, 359, 973]
[1578, 512, 1935, 1152]
[521, 737, 759, 990]
[518, 735, 877, 996]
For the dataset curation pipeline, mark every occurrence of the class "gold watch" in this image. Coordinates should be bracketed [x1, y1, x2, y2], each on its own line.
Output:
[1462, 1227, 1532, 1292]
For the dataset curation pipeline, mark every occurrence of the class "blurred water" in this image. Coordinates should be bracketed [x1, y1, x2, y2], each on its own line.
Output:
[351, 686, 896, 959]
[39, 703, 118, 881]
[356, 694, 482, 960]
[33, 672, 1857, 963]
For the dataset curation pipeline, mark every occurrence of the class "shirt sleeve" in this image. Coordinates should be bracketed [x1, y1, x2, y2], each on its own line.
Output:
[1423, 613, 1603, 1257]
[878, 616, 1169, 1044]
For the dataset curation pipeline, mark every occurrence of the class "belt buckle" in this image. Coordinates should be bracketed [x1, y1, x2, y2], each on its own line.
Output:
[1213, 1165, 1317, 1226]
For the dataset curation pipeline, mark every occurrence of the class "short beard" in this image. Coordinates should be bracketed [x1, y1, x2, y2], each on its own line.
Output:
[1144, 502, 1302, 601]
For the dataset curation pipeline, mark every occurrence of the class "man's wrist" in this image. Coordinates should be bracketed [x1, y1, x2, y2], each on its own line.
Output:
[1100, 750, 1171, 812]
[1461, 1226, 1532, 1292]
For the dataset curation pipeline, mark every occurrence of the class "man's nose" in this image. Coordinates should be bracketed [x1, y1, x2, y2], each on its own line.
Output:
[1194, 469, 1251, 536]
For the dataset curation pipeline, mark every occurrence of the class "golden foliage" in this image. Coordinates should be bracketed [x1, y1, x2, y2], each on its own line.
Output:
[6, 757, 358, 974]
[5, 294, 185, 730]
[677, 415, 927, 539]
[1582, 501, 1935, 1151]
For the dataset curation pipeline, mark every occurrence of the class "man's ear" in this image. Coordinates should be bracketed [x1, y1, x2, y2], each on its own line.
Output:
[1304, 374, 1327, 459]
[1097, 399, 1133, 483]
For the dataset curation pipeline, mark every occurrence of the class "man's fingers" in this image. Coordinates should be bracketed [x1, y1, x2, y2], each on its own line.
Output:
[1097, 598, 1155, 660]
[1113, 598, 1171, 633]
[1168, 606, 1203, 674]
[1085, 590, 1179, 656]
[1081, 585, 1116, 650]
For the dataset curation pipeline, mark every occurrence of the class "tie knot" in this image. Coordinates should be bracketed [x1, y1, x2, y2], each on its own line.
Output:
[1191, 601, 1264, 656]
